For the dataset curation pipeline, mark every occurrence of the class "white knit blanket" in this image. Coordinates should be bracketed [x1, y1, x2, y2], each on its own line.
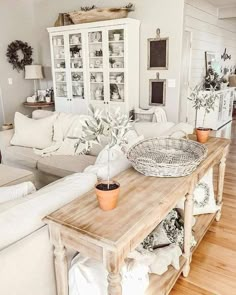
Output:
[34, 113, 90, 157]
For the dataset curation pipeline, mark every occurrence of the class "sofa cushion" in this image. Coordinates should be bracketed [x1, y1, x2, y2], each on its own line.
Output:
[4, 146, 41, 169]
[11, 112, 57, 149]
[37, 154, 96, 178]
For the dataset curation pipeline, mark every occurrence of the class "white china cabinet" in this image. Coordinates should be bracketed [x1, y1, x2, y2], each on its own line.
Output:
[196, 88, 235, 130]
[47, 18, 140, 115]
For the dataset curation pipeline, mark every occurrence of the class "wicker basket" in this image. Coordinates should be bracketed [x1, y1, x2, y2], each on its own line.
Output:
[69, 8, 130, 24]
[127, 137, 208, 177]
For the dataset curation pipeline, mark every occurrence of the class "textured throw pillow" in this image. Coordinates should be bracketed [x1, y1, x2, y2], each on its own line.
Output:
[141, 209, 196, 251]
[176, 168, 219, 215]
[11, 112, 57, 149]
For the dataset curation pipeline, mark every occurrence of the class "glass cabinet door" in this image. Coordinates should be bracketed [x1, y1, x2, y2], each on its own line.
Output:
[52, 35, 67, 98]
[69, 33, 85, 100]
[108, 28, 125, 103]
[88, 31, 105, 102]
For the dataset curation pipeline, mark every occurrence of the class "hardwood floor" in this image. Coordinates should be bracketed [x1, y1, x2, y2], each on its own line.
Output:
[170, 121, 236, 295]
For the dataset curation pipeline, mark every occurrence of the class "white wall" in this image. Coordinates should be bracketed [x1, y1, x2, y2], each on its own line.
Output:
[185, 0, 236, 87]
[0, 0, 37, 123]
[33, 0, 185, 123]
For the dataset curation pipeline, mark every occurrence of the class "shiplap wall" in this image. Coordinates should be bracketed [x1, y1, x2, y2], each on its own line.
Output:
[185, 0, 236, 87]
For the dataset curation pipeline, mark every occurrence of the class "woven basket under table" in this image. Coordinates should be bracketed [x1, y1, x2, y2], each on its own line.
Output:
[127, 137, 208, 177]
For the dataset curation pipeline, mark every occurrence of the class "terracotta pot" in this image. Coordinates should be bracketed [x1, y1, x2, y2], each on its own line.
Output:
[196, 128, 211, 143]
[95, 180, 120, 211]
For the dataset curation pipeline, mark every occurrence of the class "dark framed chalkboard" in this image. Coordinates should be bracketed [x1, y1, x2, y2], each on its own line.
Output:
[148, 29, 169, 70]
[149, 73, 166, 106]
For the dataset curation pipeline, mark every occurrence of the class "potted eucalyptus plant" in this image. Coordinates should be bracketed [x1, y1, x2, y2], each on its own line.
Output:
[83, 106, 132, 210]
[188, 84, 219, 143]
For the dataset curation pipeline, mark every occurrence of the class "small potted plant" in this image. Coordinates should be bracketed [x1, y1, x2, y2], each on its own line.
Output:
[84, 106, 132, 210]
[188, 84, 219, 143]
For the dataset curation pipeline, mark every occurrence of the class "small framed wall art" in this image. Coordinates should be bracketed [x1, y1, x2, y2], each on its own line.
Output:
[148, 28, 169, 70]
[149, 72, 166, 106]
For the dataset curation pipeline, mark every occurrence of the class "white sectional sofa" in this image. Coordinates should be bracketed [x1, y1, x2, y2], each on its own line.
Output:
[0, 173, 97, 295]
[0, 111, 193, 295]
[0, 110, 193, 188]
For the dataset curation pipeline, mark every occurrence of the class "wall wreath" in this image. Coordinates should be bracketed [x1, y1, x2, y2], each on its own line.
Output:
[6, 40, 33, 72]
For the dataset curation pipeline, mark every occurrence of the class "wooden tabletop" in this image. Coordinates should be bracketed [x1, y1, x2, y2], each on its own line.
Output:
[23, 102, 54, 108]
[45, 137, 230, 249]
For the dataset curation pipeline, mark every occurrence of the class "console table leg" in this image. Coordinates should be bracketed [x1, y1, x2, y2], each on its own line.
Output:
[216, 147, 228, 222]
[105, 251, 122, 295]
[49, 224, 68, 295]
[183, 186, 194, 278]
[108, 272, 122, 295]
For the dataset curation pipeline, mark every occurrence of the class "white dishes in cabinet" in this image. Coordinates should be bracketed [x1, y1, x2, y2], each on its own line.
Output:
[90, 72, 104, 101]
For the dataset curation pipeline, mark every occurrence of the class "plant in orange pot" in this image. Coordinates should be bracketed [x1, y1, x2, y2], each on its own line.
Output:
[188, 84, 219, 143]
[83, 106, 132, 211]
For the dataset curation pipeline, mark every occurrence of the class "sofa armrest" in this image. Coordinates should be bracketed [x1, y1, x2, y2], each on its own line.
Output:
[0, 172, 97, 251]
[0, 129, 14, 154]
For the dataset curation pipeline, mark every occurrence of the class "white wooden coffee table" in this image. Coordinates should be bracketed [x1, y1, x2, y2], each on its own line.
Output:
[0, 164, 34, 187]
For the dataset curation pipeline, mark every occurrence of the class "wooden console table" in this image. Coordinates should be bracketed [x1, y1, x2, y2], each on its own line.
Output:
[44, 137, 230, 295]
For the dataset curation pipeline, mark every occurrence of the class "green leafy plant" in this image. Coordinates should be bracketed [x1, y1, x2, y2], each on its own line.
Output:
[188, 84, 219, 128]
[83, 105, 132, 188]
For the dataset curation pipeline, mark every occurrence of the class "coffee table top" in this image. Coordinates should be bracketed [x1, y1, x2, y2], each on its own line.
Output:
[0, 164, 34, 187]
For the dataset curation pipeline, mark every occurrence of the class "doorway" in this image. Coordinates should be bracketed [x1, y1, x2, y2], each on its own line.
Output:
[179, 30, 192, 123]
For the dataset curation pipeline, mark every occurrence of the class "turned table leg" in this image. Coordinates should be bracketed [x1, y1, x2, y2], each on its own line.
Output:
[183, 184, 194, 278]
[49, 224, 68, 295]
[216, 147, 228, 222]
[108, 272, 122, 295]
[105, 251, 122, 295]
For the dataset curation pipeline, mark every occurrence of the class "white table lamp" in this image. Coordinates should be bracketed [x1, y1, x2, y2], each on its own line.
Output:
[25, 65, 44, 96]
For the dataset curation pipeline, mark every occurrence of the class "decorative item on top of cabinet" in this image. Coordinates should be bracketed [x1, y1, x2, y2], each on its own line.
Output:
[149, 72, 166, 106]
[54, 13, 73, 27]
[68, 3, 134, 24]
[148, 28, 169, 70]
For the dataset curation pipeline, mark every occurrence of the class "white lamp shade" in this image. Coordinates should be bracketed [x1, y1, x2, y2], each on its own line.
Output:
[25, 65, 43, 80]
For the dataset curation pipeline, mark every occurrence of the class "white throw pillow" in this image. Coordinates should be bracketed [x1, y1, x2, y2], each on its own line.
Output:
[69, 253, 149, 295]
[11, 112, 57, 149]
[85, 145, 131, 180]
[176, 168, 219, 215]
[0, 182, 36, 204]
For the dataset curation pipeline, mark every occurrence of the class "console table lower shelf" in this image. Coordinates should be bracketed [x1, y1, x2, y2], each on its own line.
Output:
[146, 212, 216, 294]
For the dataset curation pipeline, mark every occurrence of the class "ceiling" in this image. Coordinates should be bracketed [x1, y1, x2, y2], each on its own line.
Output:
[207, 0, 236, 7]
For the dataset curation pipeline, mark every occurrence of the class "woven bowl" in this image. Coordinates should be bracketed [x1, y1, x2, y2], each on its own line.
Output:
[127, 137, 208, 177]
